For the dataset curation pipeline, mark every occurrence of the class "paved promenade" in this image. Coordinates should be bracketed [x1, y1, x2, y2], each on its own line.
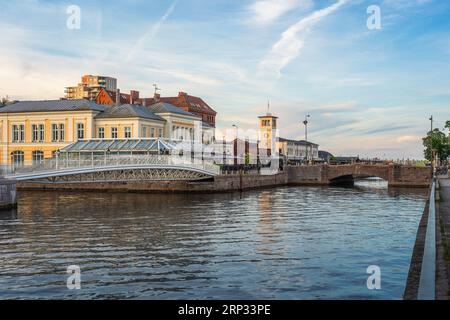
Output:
[437, 178, 450, 299]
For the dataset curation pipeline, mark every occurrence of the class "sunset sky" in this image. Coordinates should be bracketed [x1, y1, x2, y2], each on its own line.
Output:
[1, 0, 449, 158]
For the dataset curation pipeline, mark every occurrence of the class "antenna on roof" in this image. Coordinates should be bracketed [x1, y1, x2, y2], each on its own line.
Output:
[153, 84, 161, 95]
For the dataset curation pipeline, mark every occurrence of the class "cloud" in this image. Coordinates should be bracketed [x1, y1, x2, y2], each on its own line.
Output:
[360, 124, 414, 135]
[125, 0, 178, 63]
[248, 0, 313, 25]
[146, 67, 222, 86]
[258, 0, 348, 77]
[383, 0, 433, 9]
[397, 135, 422, 143]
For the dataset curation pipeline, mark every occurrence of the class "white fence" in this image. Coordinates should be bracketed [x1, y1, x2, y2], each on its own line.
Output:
[5, 154, 221, 178]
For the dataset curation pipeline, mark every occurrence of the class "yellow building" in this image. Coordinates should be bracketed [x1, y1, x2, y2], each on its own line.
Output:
[65, 75, 117, 100]
[0, 100, 203, 167]
[258, 112, 278, 155]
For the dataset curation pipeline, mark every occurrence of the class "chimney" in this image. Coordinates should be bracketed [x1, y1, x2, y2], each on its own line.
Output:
[178, 91, 187, 97]
[115, 88, 120, 106]
[130, 90, 140, 104]
[154, 93, 161, 102]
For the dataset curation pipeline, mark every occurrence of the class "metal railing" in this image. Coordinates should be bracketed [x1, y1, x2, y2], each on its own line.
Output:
[5, 154, 221, 178]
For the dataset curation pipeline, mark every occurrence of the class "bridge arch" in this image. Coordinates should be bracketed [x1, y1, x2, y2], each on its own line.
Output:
[327, 164, 390, 185]
[12, 165, 216, 184]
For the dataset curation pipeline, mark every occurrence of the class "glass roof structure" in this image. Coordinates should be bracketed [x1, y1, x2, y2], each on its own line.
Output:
[61, 139, 177, 153]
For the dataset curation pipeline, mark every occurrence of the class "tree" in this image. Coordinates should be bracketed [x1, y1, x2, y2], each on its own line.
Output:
[1, 95, 10, 106]
[423, 128, 449, 163]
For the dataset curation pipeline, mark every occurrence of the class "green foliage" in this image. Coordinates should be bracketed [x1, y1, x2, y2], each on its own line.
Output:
[423, 128, 450, 162]
[245, 153, 250, 165]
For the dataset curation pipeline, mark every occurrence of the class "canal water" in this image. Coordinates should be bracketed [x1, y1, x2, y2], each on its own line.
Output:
[0, 179, 427, 299]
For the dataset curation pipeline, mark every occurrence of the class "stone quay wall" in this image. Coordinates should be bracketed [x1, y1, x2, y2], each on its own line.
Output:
[18, 172, 289, 193]
[16, 164, 431, 193]
[0, 179, 17, 209]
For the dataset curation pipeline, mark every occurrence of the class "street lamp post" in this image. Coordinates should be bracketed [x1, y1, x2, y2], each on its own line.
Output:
[232, 124, 238, 166]
[257, 139, 261, 174]
[55, 149, 60, 170]
[303, 115, 310, 165]
[222, 135, 226, 166]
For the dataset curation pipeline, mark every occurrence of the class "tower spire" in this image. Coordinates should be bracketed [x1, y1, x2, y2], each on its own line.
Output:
[267, 99, 270, 115]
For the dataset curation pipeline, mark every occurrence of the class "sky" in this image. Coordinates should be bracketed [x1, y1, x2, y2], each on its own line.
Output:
[0, 0, 449, 159]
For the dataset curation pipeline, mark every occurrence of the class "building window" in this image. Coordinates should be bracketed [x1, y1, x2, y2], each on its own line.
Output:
[39, 124, 45, 142]
[77, 123, 85, 139]
[32, 150, 44, 165]
[150, 128, 155, 138]
[111, 127, 118, 139]
[59, 124, 65, 142]
[142, 127, 147, 138]
[98, 127, 105, 139]
[52, 124, 58, 142]
[124, 127, 132, 139]
[13, 124, 25, 142]
[11, 151, 24, 168]
[158, 128, 163, 138]
[32, 124, 39, 142]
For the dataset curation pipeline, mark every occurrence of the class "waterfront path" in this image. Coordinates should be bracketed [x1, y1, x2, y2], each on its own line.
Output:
[437, 178, 450, 299]
[404, 177, 450, 300]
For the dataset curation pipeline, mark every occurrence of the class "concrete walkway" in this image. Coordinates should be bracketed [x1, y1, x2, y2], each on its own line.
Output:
[436, 178, 450, 299]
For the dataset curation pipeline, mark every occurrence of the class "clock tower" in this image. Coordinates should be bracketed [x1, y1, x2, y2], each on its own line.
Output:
[258, 111, 278, 156]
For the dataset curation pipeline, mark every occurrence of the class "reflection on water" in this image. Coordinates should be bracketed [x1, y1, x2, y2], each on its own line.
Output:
[0, 179, 427, 299]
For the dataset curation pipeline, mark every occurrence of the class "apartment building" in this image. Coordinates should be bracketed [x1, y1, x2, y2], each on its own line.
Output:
[65, 75, 117, 100]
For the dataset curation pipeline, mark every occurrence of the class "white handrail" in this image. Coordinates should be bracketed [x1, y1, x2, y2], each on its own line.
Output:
[6, 154, 220, 177]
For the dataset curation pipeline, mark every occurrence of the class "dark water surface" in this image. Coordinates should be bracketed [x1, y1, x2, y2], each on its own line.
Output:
[0, 179, 427, 299]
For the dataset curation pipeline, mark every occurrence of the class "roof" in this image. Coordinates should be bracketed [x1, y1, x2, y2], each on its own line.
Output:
[202, 121, 215, 129]
[319, 150, 334, 159]
[258, 113, 278, 119]
[101, 89, 132, 104]
[141, 92, 216, 115]
[0, 99, 107, 113]
[148, 102, 200, 118]
[279, 137, 319, 147]
[95, 104, 165, 121]
[162, 92, 217, 116]
[61, 139, 177, 153]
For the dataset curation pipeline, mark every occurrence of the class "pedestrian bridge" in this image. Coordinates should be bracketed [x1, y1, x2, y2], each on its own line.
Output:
[5, 155, 221, 184]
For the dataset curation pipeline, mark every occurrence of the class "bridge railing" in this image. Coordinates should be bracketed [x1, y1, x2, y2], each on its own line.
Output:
[6, 154, 220, 177]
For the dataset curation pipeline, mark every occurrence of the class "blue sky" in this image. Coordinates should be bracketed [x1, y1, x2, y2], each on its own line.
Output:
[0, 0, 449, 158]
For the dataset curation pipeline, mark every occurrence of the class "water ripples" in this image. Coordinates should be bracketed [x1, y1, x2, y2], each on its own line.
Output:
[0, 179, 427, 299]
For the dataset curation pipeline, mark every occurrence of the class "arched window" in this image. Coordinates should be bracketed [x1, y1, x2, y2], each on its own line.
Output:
[11, 151, 24, 168]
[32, 150, 44, 165]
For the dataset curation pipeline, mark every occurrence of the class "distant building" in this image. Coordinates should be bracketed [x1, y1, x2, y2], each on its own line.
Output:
[65, 75, 117, 100]
[278, 138, 319, 162]
[258, 111, 319, 162]
[258, 112, 278, 156]
[96, 88, 140, 105]
[140, 92, 217, 128]
[96, 90, 217, 145]
[319, 150, 334, 163]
